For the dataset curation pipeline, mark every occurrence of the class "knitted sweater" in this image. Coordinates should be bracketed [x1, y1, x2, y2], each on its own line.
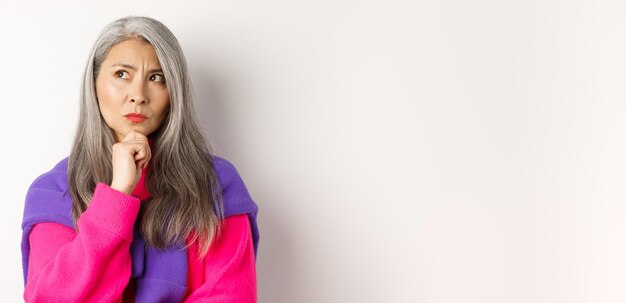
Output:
[21, 155, 259, 302]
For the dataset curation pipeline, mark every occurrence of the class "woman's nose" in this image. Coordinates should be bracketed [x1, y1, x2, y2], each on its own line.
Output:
[129, 80, 148, 104]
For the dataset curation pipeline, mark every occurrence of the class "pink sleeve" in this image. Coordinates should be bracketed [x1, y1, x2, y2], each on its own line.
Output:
[24, 182, 141, 303]
[184, 214, 257, 303]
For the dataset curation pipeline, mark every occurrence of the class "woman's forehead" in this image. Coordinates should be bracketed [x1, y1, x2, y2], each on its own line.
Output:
[104, 39, 161, 68]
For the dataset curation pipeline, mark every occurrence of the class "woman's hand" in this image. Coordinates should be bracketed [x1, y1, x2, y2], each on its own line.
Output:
[110, 130, 151, 195]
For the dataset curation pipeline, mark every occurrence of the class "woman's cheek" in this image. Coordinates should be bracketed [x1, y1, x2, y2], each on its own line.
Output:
[107, 81, 126, 97]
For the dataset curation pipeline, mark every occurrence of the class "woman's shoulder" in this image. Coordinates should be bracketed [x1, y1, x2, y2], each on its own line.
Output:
[211, 155, 238, 174]
[210, 155, 258, 217]
[23, 156, 74, 230]
[28, 154, 253, 198]
[28, 156, 70, 193]
[211, 155, 247, 186]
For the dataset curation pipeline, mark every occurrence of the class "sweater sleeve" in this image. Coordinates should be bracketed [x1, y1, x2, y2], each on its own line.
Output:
[24, 182, 141, 303]
[183, 214, 257, 303]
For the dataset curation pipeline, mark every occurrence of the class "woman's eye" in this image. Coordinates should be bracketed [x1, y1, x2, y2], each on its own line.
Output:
[150, 74, 165, 83]
[115, 70, 129, 79]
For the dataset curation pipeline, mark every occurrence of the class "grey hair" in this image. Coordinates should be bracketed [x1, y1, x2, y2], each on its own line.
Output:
[68, 15, 224, 257]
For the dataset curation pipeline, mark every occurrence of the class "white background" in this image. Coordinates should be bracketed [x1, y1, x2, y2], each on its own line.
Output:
[2, 0, 626, 302]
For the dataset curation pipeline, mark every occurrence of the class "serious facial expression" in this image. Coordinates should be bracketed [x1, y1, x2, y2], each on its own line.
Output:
[95, 38, 171, 143]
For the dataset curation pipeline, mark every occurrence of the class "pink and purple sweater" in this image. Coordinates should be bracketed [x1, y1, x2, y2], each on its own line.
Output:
[21, 156, 259, 302]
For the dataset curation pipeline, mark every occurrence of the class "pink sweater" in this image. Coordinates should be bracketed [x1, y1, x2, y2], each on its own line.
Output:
[24, 165, 257, 302]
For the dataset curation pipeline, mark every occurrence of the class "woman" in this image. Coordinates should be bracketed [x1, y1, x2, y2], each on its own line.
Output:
[20, 16, 259, 302]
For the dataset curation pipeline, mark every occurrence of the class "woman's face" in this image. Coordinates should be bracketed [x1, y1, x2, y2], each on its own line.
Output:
[95, 38, 170, 143]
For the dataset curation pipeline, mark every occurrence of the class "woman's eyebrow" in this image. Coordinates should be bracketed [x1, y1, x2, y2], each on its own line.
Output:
[112, 63, 163, 73]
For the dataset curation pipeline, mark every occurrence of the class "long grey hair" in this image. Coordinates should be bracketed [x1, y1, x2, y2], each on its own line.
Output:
[68, 15, 224, 257]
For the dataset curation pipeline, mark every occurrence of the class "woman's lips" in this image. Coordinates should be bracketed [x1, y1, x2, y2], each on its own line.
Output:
[126, 116, 146, 123]
[125, 113, 147, 123]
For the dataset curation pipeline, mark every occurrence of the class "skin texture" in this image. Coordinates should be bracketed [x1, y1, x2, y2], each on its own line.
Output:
[95, 38, 170, 194]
